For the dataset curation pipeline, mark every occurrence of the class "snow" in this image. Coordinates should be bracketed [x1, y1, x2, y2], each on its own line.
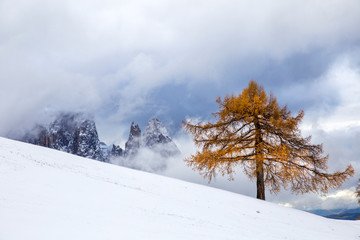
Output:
[0, 137, 359, 240]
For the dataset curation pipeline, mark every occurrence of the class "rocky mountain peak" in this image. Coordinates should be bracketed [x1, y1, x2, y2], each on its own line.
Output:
[21, 112, 106, 162]
[124, 118, 180, 159]
[124, 122, 142, 158]
[73, 119, 103, 161]
[144, 118, 172, 147]
[129, 122, 141, 138]
[17, 113, 179, 170]
[145, 118, 169, 136]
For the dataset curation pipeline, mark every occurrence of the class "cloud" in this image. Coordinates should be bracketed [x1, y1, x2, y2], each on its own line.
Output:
[160, 130, 257, 197]
[272, 187, 358, 210]
[110, 148, 170, 173]
[319, 188, 358, 209]
[1, 0, 359, 136]
[271, 53, 360, 209]
[300, 51, 360, 129]
[294, 52, 360, 184]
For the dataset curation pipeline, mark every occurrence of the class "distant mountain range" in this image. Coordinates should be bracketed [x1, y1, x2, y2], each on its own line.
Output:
[309, 207, 360, 220]
[16, 112, 180, 170]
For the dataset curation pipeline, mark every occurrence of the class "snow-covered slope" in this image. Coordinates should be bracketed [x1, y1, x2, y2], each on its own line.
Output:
[0, 137, 359, 240]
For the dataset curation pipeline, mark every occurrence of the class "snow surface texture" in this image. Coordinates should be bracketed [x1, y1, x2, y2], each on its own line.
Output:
[0, 137, 359, 240]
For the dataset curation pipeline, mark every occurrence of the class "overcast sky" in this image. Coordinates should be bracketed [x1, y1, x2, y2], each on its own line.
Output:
[1, 0, 360, 210]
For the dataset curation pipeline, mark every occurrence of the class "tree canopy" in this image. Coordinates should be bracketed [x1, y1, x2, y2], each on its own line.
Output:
[183, 80, 354, 200]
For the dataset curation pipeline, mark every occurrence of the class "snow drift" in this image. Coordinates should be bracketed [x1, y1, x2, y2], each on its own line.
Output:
[0, 137, 359, 240]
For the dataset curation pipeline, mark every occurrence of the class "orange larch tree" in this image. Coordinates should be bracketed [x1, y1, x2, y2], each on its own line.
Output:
[183, 80, 354, 200]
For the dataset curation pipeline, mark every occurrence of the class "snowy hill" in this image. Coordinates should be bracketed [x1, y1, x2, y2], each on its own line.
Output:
[0, 137, 359, 240]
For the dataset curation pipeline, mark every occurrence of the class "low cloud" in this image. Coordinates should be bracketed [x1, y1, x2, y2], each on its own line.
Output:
[319, 188, 358, 209]
[110, 148, 170, 173]
[273, 188, 358, 211]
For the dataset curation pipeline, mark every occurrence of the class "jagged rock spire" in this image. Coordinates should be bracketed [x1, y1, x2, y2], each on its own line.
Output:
[124, 119, 180, 159]
[124, 122, 142, 158]
[21, 112, 106, 162]
[144, 118, 171, 146]
[143, 118, 180, 157]
[18, 114, 179, 168]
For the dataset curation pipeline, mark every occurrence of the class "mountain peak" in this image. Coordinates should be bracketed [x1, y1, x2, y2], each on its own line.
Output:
[16, 113, 179, 168]
[129, 122, 141, 138]
[124, 122, 142, 158]
[20, 112, 105, 162]
[123, 118, 180, 160]
[143, 118, 180, 157]
[145, 118, 169, 138]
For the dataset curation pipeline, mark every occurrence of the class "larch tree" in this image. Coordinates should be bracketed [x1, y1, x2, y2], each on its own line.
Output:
[183, 80, 354, 200]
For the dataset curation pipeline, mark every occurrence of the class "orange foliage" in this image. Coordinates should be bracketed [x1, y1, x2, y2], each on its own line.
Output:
[183, 80, 354, 200]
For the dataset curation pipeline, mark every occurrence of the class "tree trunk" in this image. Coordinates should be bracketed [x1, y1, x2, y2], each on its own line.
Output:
[256, 160, 265, 200]
[254, 117, 265, 200]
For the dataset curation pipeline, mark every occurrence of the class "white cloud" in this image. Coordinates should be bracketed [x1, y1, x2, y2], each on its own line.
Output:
[301, 52, 360, 133]
[278, 188, 358, 210]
